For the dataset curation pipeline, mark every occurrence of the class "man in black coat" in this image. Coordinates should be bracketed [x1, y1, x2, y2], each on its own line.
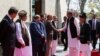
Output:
[79, 12, 91, 56]
[61, 16, 68, 51]
[0, 7, 18, 56]
[45, 15, 58, 56]
[88, 14, 99, 50]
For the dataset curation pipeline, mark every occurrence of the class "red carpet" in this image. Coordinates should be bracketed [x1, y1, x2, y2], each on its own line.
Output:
[65, 50, 100, 56]
[91, 50, 100, 56]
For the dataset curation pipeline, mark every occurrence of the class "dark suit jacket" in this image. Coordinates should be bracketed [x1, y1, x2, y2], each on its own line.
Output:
[61, 22, 67, 38]
[97, 20, 100, 37]
[30, 21, 46, 45]
[45, 21, 57, 40]
[52, 21, 58, 40]
[0, 15, 16, 47]
[80, 23, 91, 44]
[88, 19, 99, 32]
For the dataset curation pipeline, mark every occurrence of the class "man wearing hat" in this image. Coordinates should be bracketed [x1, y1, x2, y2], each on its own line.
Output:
[79, 13, 91, 56]
[58, 10, 80, 56]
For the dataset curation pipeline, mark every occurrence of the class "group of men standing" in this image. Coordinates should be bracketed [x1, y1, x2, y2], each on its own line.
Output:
[0, 7, 100, 56]
[59, 11, 100, 56]
[0, 7, 59, 56]
[30, 14, 59, 56]
[30, 9, 100, 56]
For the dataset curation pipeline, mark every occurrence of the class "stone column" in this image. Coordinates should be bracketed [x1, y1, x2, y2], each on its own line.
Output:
[42, 0, 45, 14]
[56, 0, 62, 28]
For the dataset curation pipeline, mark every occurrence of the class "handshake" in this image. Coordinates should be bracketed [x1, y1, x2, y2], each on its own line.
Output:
[56, 28, 64, 32]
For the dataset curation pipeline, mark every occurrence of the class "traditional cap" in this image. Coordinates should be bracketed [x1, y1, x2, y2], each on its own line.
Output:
[79, 12, 87, 19]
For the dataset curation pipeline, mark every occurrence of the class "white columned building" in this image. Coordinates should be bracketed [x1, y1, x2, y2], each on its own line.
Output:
[0, 0, 67, 23]
[42, 0, 67, 22]
[0, 0, 32, 22]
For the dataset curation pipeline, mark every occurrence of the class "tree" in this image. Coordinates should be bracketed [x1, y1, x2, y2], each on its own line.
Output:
[88, 0, 100, 11]
[66, 0, 71, 11]
[79, 0, 87, 13]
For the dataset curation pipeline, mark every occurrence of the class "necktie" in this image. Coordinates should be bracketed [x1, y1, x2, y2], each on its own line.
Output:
[92, 20, 96, 30]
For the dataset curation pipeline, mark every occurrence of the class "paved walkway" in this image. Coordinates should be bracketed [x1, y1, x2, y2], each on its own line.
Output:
[56, 43, 100, 56]
[0, 42, 99, 56]
[55, 45, 68, 56]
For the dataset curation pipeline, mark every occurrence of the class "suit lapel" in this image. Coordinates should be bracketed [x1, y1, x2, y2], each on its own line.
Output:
[5, 15, 13, 23]
[35, 22, 42, 34]
[52, 21, 57, 28]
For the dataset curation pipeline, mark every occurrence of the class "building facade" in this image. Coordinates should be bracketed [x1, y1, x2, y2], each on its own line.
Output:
[0, 0, 67, 23]
[0, 0, 32, 22]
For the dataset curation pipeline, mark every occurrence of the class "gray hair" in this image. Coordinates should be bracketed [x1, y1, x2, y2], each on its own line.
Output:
[18, 10, 27, 17]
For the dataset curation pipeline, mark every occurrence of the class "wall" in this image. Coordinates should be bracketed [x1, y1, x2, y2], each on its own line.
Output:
[0, 0, 32, 22]
[43, 0, 67, 22]
[44, 0, 56, 15]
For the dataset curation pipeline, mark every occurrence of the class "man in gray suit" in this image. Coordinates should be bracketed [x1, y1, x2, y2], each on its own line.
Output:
[45, 15, 58, 56]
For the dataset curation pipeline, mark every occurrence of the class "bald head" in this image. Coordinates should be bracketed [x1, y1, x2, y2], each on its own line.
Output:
[33, 15, 41, 22]
[53, 16, 58, 21]
[47, 15, 53, 20]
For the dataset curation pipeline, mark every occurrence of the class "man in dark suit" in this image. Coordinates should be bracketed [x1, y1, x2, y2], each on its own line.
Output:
[0, 7, 18, 56]
[61, 16, 68, 51]
[30, 15, 46, 56]
[45, 15, 58, 56]
[88, 14, 99, 50]
[79, 13, 91, 56]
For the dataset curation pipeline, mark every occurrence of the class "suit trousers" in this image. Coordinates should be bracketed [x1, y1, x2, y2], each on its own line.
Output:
[32, 43, 45, 56]
[2, 44, 15, 56]
[32, 39, 45, 56]
[91, 30, 98, 49]
[61, 33, 68, 50]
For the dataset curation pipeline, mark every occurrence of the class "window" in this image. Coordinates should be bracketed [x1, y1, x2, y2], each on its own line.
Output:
[32, 0, 42, 16]
[32, 0, 35, 16]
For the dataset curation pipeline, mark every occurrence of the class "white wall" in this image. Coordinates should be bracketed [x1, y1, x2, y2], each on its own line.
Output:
[60, 0, 67, 22]
[0, 0, 31, 22]
[45, 0, 56, 15]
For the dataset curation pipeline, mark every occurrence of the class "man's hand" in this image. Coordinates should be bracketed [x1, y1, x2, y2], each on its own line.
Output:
[21, 43, 25, 48]
[77, 35, 80, 40]
[42, 34, 45, 37]
[57, 29, 63, 32]
[96, 34, 99, 38]
[45, 39, 47, 43]
[87, 41, 90, 45]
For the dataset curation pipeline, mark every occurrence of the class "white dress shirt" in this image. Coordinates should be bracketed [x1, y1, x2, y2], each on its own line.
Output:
[92, 19, 96, 30]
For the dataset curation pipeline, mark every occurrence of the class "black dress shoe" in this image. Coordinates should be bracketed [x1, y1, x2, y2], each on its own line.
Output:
[63, 48, 67, 51]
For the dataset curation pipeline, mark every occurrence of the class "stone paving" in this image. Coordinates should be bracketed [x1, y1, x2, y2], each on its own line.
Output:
[0, 42, 99, 56]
